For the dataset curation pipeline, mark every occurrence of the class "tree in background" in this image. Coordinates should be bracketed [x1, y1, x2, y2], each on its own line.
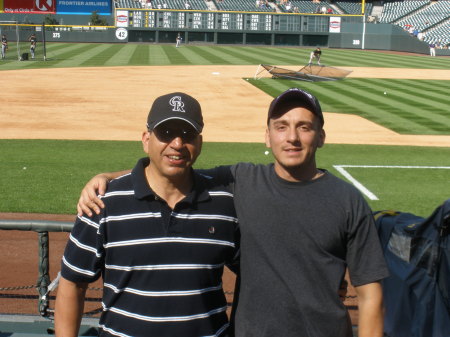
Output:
[44, 15, 59, 26]
[89, 11, 109, 26]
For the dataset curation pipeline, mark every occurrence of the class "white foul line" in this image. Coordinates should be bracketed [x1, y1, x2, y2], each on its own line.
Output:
[332, 165, 450, 201]
[333, 166, 379, 200]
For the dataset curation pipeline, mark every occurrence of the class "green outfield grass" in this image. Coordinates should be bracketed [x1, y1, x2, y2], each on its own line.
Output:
[248, 78, 450, 135]
[1, 43, 450, 70]
[0, 139, 449, 217]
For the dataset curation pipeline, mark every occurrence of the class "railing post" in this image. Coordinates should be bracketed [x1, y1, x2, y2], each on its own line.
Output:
[37, 231, 51, 317]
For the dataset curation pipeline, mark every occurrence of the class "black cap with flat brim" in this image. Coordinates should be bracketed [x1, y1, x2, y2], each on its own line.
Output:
[147, 92, 204, 133]
[267, 88, 324, 126]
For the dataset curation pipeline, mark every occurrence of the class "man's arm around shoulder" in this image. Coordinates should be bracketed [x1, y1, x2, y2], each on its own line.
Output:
[55, 277, 88, 337]
[355, 281, 384, 337]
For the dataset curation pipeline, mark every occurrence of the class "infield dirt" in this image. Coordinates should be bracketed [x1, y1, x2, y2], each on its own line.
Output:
[1, 65, 450, 146]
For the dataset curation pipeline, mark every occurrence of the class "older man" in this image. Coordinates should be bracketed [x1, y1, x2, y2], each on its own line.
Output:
[55, 93, 239, 337]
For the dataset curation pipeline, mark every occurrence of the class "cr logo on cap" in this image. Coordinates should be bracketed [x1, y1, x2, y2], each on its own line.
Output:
[169, 96, 185, 113]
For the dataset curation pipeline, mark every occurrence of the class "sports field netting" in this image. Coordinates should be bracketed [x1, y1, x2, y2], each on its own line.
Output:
[0, 23, 43, 61]
[256, 64, 352, 81]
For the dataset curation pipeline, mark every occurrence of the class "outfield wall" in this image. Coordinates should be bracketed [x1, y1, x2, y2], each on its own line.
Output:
[1, 10, 449, 55]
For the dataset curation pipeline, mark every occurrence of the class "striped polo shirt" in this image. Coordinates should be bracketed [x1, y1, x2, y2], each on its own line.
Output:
[61, 158, 239, 337]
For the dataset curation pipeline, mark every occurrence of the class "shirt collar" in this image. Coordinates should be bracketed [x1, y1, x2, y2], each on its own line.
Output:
[132, 157, 211, 204]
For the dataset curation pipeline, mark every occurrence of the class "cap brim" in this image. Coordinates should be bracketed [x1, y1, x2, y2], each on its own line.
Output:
[149, 117, 202, 133]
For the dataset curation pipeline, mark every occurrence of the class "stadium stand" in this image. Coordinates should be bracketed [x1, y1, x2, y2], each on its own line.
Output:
[116, 0, 144, 8]
[396, 1, 450, 32]
[278, 0, 334, 14]
[379, 0, 450, 47]
[214, 0, 274, 12]
[424, 22, 450, 47]
[334, 1, 373, 15]
[151, 0, 209, 10]
[378, 0, 429, 23]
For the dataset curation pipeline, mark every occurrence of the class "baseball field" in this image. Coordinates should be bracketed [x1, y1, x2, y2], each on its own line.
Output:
[0, 43, 449, 324]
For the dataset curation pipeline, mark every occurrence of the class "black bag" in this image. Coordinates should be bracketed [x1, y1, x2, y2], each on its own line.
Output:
[374, 200, 450, 337]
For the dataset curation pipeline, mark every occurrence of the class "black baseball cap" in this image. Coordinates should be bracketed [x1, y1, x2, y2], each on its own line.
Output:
[267, 88, 324, 126]
[147, 92, 204, 133]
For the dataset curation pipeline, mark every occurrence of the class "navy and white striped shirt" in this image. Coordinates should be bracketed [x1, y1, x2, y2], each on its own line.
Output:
[61, 158, 239, 337]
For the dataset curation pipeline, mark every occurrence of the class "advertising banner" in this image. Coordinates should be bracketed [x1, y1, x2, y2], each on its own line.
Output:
[56, 1, 111, 15]
[116, 10, 129, 27]
[0, 0, 3, 13]
[4, 0, 56, 13]
[329, 17, 341, 33]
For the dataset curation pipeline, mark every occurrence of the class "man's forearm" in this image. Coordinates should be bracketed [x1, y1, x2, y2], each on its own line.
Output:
[355, 282, 384, 337]
[55, 277, 88, 337]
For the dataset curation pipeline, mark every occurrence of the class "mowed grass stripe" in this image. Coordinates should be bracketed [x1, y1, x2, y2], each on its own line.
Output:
[147, 45, 172, 65]
[383, 79, 450, 105]
[218, 46, 297, 65]
[80, 44, 124, 66]
[213, 46, 263, 64]
[2, 44, 450, 69]
[160, 45, 192, 64]
[187, 46, 234, 64]
[128, 44, 151, 65]
[363, 79, 450, 120]
[204, 45, 259, 64]
[45, 43, 101, 68]
[16, 43, 94, 69]
[175, 46, 213, 64]
[331, 80, 439, 134]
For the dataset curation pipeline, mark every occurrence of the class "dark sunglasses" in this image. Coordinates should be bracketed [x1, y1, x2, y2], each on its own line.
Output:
[152, 125, 199, 143]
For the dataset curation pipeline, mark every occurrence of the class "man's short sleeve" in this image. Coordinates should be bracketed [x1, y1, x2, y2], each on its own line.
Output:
[346, 196, 389, 286]
[60, 214, 104, 283]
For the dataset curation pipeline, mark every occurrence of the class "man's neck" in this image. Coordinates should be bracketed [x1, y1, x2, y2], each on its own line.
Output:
[145, 166, 193, 209]
[274, 163, 323, 183]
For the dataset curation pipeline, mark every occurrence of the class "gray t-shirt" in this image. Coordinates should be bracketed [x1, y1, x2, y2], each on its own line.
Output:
[206, 163, 388, 337]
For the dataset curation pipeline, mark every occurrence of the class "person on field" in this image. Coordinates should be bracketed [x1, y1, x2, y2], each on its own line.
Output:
[176, 33, 182, 47]
[77, 88, 388, 337]
[29, 33, 37, 59]
[309, 47, 322, 65]
[1, 35, 7, 59]
[55, 92, 239, 337]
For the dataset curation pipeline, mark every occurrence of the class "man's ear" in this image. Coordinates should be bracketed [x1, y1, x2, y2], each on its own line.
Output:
[318, 128, 326, 148]
[265, 128, 271, 149]
[142, 131, 150, 152]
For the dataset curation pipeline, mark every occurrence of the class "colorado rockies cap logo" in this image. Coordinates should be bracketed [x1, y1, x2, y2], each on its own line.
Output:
[169, 96, 185, 113]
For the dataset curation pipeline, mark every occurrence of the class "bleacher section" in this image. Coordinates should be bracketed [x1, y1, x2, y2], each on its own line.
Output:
[116, 0, 208, 9]
[425, 23, 450, 47]
[379, 1, 429, 23]
[278, 1, 334, 14]
[151, 0, 209, 10]
[214, 0, 274, 12]
[396, 1, 450, 32]
[378, 0, 450, 47]
[335, 1, 372, 15]
[116, 0, 143, 8]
